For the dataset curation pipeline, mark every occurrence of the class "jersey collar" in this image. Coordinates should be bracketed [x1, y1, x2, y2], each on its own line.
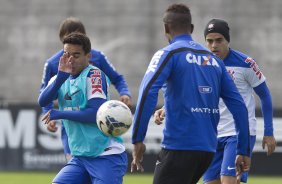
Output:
[170, 34, 193, 44]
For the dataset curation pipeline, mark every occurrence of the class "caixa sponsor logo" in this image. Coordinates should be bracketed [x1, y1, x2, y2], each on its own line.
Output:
[186, 53, 219, 67]
[198, 86, 212, 93]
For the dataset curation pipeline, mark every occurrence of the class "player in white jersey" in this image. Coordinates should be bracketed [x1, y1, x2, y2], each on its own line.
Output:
[154, 19, 276, 184]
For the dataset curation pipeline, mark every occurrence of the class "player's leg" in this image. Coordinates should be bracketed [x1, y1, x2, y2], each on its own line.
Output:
[52, 157, 91, 184]
[203, 138, 224, 184]
[202, 153, 223, 184]
[220, 136, 237, 184]
[238, 135, 256, 183]
[84, 151, 128, 184]
[153, 149, 214, 184]
[61, 122, 72, 161]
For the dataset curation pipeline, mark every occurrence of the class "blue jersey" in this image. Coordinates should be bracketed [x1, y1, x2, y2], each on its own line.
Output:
[132, 34, 250, 156]
[40, 49, 131, 112]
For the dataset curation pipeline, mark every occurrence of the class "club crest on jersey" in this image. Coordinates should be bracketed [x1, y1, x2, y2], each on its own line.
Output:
[186, 53, 219, 67]
[90, 69, 103, 94]
[244, 57, 263, 80]
[228, 69, 235, 80]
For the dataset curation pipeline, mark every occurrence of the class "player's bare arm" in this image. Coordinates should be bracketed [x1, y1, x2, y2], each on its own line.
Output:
[131, 142, 146, 173]
[120, 95, 131, 107]
[154, 108, 165, 125]
[262, 136, 276, 156]
[47, 120, 58, 132]
[59, 53, 73, 73]
[41, 110, 51, 124]
[235, 155, 251, 177]
[41, 111, 58, 132]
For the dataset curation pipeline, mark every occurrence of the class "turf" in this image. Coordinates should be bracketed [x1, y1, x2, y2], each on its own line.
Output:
[0, 172, 281, 184]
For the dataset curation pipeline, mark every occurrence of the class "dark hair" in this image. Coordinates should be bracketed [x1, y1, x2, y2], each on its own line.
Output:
[63, 32, 91, 54]
[163, 3, 192, 31]
[59, 17, 86, 42]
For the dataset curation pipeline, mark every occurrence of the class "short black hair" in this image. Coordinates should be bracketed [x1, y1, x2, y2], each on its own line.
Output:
[63, 32, 91, 54]
[59, 17, 86, 42]
[163, 3, 192, 32]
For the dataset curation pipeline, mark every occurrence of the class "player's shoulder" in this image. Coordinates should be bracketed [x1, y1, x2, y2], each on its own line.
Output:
[163, 40, 211, 55]
[87, 66, 105, 78]
[90, 48, 105, 58]
[46, 49, 63, 64]
[226, 49, 256, 68]
[90, 48, 108, 63]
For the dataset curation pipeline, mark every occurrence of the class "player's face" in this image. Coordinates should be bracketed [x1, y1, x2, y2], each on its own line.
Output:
[63, 44, 90, 75]
[205, 33, 229, 60]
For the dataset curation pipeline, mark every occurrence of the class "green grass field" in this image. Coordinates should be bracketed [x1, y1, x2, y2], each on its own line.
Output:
[0, 172, 281, 184]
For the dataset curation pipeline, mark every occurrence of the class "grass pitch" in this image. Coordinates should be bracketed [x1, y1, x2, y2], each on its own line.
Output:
[0, 172, 281, 184]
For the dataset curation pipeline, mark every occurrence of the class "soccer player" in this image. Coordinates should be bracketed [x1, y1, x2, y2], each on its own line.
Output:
[40, 17, 131, 160]
[202, 19, 276, 184]
[38, 33, 127, 184]
[154, 19, 277, 184]
[131, 4, 251, 184]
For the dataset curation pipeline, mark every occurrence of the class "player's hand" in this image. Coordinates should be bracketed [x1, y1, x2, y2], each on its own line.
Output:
[235, 155, 251, 178]
[41, 110, 52, 124]
[59, 52, 73, 73]
[47, 120, 58, 132]
[131, 142, 146, 172]
[120, 95, 131, 108]
[154, 108, 165, 125]
[262, 136, 276, 156]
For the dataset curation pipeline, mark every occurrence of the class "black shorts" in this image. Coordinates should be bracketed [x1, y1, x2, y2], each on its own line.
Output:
[153, 148, 214, 184]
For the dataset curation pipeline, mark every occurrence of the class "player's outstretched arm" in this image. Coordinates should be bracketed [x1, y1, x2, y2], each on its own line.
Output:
[131, 142, 146, 172]
[46, 98, 105, 123]
[95, 51, 132, 106]
[253, 82, 276, 156]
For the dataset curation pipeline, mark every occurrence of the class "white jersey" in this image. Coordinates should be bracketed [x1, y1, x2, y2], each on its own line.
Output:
[217, 49, 265, 137]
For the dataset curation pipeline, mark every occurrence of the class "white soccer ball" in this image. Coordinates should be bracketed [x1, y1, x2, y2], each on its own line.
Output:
[96, 100, 132, 137]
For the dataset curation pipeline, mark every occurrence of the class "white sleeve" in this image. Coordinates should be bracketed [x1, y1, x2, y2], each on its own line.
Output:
[87, 69, 107, 100]
[244, 58, 266, 88]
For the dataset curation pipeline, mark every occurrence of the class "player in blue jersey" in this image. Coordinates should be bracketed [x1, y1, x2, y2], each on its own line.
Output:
[40, 17, 131, 161]
[38, 33, 127, 184]
[154, 19, 277, 184]
[130, 4, 251, 184]
[202, 19, 276, 184]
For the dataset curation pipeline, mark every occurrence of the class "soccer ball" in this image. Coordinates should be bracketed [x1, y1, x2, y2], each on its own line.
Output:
[96, 100, 132, 137]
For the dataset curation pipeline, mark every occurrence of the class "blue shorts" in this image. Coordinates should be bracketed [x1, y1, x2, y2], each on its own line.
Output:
[203, 135, 256, 183]
[61, 123, 71, 155]
[53, 151, 128, 184]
